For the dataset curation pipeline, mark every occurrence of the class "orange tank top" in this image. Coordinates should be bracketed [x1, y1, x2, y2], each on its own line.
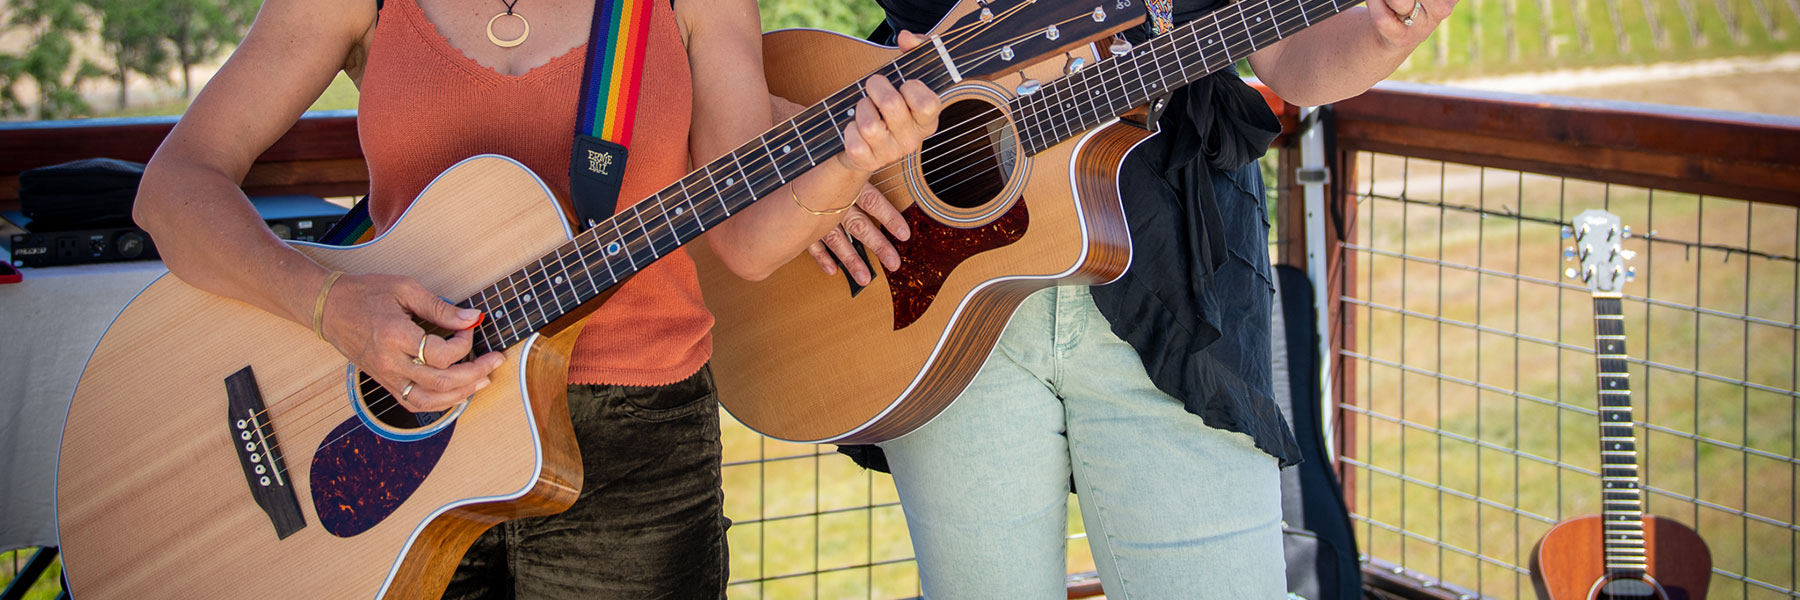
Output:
[358, 0, 712, 386]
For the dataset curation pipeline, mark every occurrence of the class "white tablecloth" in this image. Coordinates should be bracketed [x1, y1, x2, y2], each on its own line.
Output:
[0, 255, 166, 552]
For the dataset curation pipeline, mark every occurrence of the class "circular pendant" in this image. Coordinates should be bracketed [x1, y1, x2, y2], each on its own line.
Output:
[487, 12, 529, 48]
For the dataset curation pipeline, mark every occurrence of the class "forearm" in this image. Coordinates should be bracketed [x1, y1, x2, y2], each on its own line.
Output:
[1251, 7, 1415, 107]
[134, 158, 329, 326]
[703, 158, 866, 281]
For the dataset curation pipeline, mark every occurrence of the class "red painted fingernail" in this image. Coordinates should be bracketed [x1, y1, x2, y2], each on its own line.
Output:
[465, 312, 486, 330]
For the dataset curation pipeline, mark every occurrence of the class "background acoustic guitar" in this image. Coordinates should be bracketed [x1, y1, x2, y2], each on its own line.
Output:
[697, 0, 1358, 444]
[1530, 209, 1712, 600]
[53, 1, 1132, 597]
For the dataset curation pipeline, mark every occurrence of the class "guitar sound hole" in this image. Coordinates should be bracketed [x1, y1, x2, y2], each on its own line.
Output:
[919, 98, 1017, 210]
[356, 371, 450, 432]
[1599, 577, 1660, 599]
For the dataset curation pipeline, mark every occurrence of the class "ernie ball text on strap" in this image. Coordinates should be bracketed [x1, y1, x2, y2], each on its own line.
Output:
[567, 0, 657, 230]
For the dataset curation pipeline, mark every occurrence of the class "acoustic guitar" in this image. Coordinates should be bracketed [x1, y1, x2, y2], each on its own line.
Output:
[696, 0, 1357, 443]
[53, 2, 1134, 597]
[1529, 209, 1712, 600]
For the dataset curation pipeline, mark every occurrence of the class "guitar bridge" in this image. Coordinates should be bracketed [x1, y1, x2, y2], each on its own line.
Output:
[224, 366, 307, 539]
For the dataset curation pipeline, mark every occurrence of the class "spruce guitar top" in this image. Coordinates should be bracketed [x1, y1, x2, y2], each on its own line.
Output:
[53, 1, 1134, 597]
[698, 0, 1360, 443]
[1529, 209, 1712, 600]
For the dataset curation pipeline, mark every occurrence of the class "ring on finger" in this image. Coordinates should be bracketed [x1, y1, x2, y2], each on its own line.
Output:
[1404, 1, 1423, 26]
[401, 381, 416, 400]
[413, 332, 429, 365]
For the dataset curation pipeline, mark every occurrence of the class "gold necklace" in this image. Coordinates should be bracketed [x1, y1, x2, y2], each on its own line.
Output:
[486, 0, 528, 48]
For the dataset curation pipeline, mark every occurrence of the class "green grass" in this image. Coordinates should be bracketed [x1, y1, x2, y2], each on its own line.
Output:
[1396, 0, 1800, 79]
[0, 549, 62, 600]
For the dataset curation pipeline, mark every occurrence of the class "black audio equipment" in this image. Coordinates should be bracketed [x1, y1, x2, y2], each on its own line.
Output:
[5, 195, 349, 268]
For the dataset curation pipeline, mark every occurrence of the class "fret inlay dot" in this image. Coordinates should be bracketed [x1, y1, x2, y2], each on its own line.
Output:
[554, 276, 564, 285]
[606, 242, 621, 256]
[675, 207, 685, 216]
[522, 294, 533, 303]
[726, 177, 735, 187]
[783, 145, 792, 154]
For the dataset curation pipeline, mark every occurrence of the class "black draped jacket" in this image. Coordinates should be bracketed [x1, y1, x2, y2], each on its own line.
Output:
[850, 0, 1302, 468]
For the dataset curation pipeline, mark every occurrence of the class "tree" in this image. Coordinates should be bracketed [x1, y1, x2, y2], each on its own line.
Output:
[154, 0, 259, 98]
[0, 0, 107, 119]
[89, 0, 171, 110]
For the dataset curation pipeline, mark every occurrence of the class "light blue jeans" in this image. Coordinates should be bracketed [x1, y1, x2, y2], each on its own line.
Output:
[878, 285, 1285, 599]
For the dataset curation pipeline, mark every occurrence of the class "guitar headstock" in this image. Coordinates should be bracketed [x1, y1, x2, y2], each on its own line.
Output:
[1564, 209, 1637, 294]
[926, 0, 1143, 82]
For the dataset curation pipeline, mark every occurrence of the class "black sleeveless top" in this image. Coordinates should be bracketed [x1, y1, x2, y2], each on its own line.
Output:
[860, 0, 1302, 467]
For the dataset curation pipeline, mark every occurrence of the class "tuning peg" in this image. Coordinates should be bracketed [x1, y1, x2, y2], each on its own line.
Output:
[1565, 267, 1579, 280]
[1622, 225, 1633, 240]
[1110, 38, 1133, 56]
[1622, 249, 1637, 261]
[1000, 46, 1015, 61]
[1625, 267, 1637, 281]
[1561, 226, 1574, 239]
[980, 7, 994, 22]
[1092, 7, 1107, 22]
[1016, 78, 1042, 95]
[1564, 246, 1578, 261]
[1065, 55, 1087, 74]
[1045, 25, 1060, 41]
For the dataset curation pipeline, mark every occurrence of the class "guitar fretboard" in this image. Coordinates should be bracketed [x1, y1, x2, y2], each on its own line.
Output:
[456, 46, 964, 355]
[1014, 0, 1347, 155]
[1593, 296, 1647, 576]
[451, 0, 1347, 354]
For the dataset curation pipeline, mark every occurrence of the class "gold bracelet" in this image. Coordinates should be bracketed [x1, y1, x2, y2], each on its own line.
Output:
[313, 270, 345, 342]
[789, 180, 855, 216]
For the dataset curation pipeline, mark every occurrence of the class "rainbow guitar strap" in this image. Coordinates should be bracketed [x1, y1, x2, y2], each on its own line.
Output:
[567, 0, 657, 231]
[322, 0, 656, 245]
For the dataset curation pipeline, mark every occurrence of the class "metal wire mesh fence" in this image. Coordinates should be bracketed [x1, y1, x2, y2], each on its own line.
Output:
[1336, 149, 1799, 599]
[718, 414, 1112, 599]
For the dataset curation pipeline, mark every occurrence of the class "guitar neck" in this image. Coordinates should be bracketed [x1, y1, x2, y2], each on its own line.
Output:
[1592, 295, 1647, 576]
[456, 48, 961, 355]
[1015, 0, 1349, 155]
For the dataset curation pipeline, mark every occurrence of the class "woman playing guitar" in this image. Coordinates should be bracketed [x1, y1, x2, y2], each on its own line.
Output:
[129, 0, 938, 596]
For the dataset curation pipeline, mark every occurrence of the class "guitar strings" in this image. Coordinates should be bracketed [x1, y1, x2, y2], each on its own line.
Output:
[475, 0, 1318, 337]
[250, 11, 1027, 467]
[266, 0, 1322, 471]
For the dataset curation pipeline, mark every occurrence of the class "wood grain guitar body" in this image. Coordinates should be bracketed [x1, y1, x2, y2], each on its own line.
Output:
[693, 28, 1138, 444]
[1531, 515, 1712, 600]
[57, 157, 584, 599]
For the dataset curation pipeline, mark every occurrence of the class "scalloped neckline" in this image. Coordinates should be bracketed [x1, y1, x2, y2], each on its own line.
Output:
[398, 0, 587, 82]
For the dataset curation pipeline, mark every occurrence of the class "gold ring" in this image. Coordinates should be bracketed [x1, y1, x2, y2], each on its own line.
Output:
[414, 333, 430, 366]
[401, 381, 415, 400]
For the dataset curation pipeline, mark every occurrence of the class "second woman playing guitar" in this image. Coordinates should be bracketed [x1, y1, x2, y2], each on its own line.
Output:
[809, 0, 1462, 596]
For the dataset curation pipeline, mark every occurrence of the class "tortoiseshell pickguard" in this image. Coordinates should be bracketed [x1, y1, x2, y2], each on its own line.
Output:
[889, 199, 1029, 330]
[310, 417, 456, 537]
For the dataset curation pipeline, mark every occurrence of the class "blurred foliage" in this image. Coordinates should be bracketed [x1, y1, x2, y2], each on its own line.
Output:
[1, 0, 107, 119]
[0, 0, 254, 119]
[153, 0, 260, 97]
[756, 0, 886, 36]
[90, 0, 171, 110]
